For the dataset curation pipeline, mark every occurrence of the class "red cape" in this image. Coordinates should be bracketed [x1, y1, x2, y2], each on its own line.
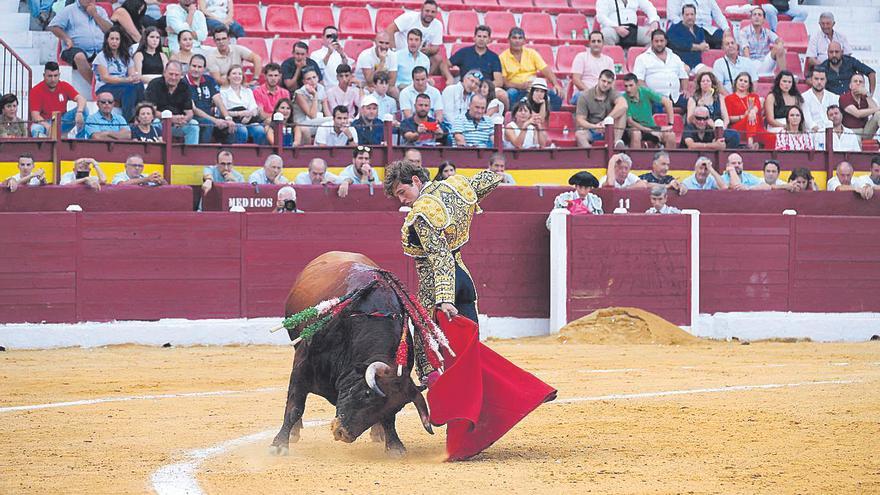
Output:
[427, 314, 557, 461]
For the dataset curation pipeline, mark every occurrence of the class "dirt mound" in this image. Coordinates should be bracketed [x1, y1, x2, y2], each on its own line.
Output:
[558, 307, 700, 345]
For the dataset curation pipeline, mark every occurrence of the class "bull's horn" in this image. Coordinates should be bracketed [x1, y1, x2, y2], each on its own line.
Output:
[365, 362, 392, 398]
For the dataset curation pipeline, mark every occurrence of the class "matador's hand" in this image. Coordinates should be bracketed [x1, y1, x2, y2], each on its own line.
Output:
[439, 302, 458, 321]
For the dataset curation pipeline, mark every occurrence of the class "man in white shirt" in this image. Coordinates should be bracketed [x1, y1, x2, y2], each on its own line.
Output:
[4, 153, 47, 192]
[805, 12, 852, 73]
[633, 30, 689, 108]
[666, 0, 728, 48]
[399, 66, 444, 122]
[712, 35, 757, 94]
[355, 32, 398, 96]
[165, 0, 208, 53]
[600, 153, 647, 189]
[295, 158, 339, 185]
[248, 154, 289, 185]
[753, 159, 791, 190]
[570, 31, 615, 104]
[314, 106, 359, 146]
[801, 68, 838, 140]
[441, 69, 481, 125]
[311, 26, 352, 88]
[827, 105, 861, 152]
[384, 0, 452, 82]
[596, 0, 661, 47]
[826, 161, 874, 200]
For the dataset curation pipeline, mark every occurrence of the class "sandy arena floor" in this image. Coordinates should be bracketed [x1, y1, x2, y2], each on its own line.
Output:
[1, 339, 879, 494]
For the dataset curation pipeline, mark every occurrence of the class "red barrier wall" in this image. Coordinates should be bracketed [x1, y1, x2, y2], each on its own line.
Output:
[0, 185, 195, 212]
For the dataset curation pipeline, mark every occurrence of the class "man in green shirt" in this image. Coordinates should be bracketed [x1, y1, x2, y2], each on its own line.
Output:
[621, 73, 677, 149]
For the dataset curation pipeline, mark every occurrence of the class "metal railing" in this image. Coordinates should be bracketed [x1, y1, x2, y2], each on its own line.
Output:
[0, 38, 33, 120]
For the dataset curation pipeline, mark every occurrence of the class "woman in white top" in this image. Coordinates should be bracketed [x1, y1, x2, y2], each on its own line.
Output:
[292, 67, 331, 145]
[504, 100, 547, 149]
[200, 0, 245, 38]
[775, 106, 814, 151]
[481, 79, 504, 117]
[220, 65, 267, 144]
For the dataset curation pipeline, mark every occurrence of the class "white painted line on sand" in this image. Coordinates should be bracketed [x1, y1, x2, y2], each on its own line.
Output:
[577, 368, 644, 374]
[830, 362, 850, 367]
[0, 387, 282, 414]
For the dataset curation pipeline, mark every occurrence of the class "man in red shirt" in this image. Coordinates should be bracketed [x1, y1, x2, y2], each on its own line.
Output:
[252, 63, 290, 122]
[28, 62, 88, 138]
[839, 72, 880, 139]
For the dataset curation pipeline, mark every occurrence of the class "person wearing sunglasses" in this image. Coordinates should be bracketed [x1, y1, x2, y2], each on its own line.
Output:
[680, 105, 726, 150]
[337, 145, 380, 198]
[83, 92, 131, 140]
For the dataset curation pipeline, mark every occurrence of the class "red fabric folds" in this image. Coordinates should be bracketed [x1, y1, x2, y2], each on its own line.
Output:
[427, 314, 557, 461]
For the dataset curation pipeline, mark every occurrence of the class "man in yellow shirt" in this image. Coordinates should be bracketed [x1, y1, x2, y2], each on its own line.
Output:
[499, 27, 564, 110]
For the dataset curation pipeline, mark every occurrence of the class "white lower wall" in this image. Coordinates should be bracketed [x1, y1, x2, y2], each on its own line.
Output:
[692, 312, 880, 342]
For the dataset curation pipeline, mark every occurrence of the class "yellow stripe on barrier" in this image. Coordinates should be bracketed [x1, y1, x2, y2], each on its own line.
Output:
[0, 162, 56, 182]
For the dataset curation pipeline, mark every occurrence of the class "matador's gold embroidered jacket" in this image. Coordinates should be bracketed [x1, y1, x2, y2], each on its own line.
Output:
[401, 170, 502, 310]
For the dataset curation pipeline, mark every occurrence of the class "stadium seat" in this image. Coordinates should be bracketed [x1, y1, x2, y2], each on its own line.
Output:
[338, 7, 375, 39]
[568, 0, 597, 15]
[653, 113, 684, 137]
[784, 51, 805, 81]
[343, 39, 373, 62]
[307, 38, 324, 53]
[488, 42, 509, 54]
[236, 37, 269, 65]
[626, 46, 646, 72]
[375, 8, 404, 33]
[547, 112, 575, 146]
[555, 45, 582, 73]
[235, 4, 266, 37]
[264, 6, 301, 36]
[95, 2, 112, 17]
[556, 13, 591, 44]
[270, 38, 298, 64]
[530, 43, 555, 70]
[701, 49, 724, 69]
[445, 11, 479, 41]
[520, 13, 555, 43]
[776, 22, 808, 54]
[533, 0, 575, 14]
[502, 0, 537, 12]
[468, 0, 500, 11]
[300, 6, 335, 37]
[716, 0, 748, 20]
[484, 12, 516, 40]
[606, 45, 626, 75]
[430, 76, 447, 92]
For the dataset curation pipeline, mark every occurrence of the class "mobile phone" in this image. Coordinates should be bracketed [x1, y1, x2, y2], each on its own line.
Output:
[75, 170, 90, 179]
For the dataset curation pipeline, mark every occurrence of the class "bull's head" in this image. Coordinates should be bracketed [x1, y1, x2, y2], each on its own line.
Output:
[331, 361, 433, 443]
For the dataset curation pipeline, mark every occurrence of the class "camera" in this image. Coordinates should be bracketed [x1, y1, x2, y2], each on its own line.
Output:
[329, 33, 338, 42]
[283, 200, 297, 211]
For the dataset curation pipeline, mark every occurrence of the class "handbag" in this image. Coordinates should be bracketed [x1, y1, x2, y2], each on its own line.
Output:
[567, 198, 593, 215]
[613, 0, 640, 48]
[227, 106, 247, 124]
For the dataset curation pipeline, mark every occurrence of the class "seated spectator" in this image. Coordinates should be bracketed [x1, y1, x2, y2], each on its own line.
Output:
[504, 100, 547, 149]
[546, 171, 603, 228]
[356, 33, 398, 94]
[29, 62, 88, 138]
[441, 69, 481, 126]
[145, 61, 200, 144]
[202, 149, 243, 196]
[725, 71, 767, 149]
[311, 26, 352, 89]
[488, 153, 515, 185]
[327, 64, 363, 119]
[639, 151, 687, 195]
[737, 7, 787, 77]
[434, 161, 456, 180]
[399, 67, 444, 122]
[839, 73, 880, 140]
[775, 106, 813, 150]
[352, 95, 384, 145]
[371, 72, 399, 119]
[681, 105, 725, 150]
[92, 28, 143, 121]
[645, 185, 682, 214]
[110, 0, 153, 45]
[404, 148, 423, 168]
[633, 30, 690, 109]
[481, 79, 505, 118]
[764, 71, 803, 133]
[60, 157, 106, 189]
[826, 161, 857, 191]
[720, 152, 762, 190]
[253, 63, 291, 122]
[449, 25, 504, 99]
[787, 167, 817, 192]
[207, 26, 262, 86]
[201, 0, 245, 39]
[827, 105, 861, 152]
[130, 102, 162, 142]
[400, 94, 446, 146]
[385, 0, 450, 82]
[760, 0, 807, 32]
[815, 42, 875, 96]
[248, 154, 288, 185]
[860, 157, 880, 191]
[523, 78, 550, 124]
[84, 92, 130, 140]
[0, 94, 28, 139]
[171, 31, 197, 72]
[220, 65, 267, 144]
[500, 28, 563, 110]
[667, 0, 727, 48]
[596, 0, 660, 47]
[667, 4, 710, 73]
[396, 29, 431, 90]
[295, 158, 338, 185]
[48, 0, 112, 83]
[292, 67, 331, 146]
[805, 13, 851, 72]
[451, 94, 494, 148]
[570, 31, 615, 104]
[688, 71, 739, 147]
[281, 42, 322, 93]
[186, 54, 235, 144]
[712, 35, 758, 94]
[751, 158, 790, 190]
[801, 68, 838, 146]
[132, 27, 168, 84]
[265, 98, 295, 147]
[575, 69, 627, 148]
[166, 0, 208, 53]
[275, 186, 304, 213]
[112, 154, 167, 186]
[29, 0, 56, 29]
[4, 153, 47, 191]
[600, 153, 647, 188]
[315, 106, 358, 146]
[621, 73, 676, 149]
[681, 155, 722, 190]
[337, 145, 380, 197]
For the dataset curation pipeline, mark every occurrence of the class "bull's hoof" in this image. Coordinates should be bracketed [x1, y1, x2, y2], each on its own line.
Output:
[385, 444, 407, 458]
[268, 445, 289, 456]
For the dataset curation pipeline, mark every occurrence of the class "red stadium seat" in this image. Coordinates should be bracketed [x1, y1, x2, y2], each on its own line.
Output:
[484, 12, 516, 40]
[716, 0, 748, 20]
[529, 43, 554, 70]
[264, 6, 302, 36]
[270, 38, 298, 64]
[626, 46, 646, 72]
[338, 7, 374, 39]
[547, 112, 575, 147]
[95, 2, 112, 17]
[300, 6, 335, 36]
[502, 0, 536, 12]
[776, 22, 808, 54]
[234, 4, 266, 37]
[533, 0, 575, 14]
[555, 45, 583, 73]
[653, 113, 684, 137]
[308, 38, 323, 53]
[784, 51, 804, 81]
[375, 8, 404, 33]
[569, 0, 597, 15]
[520, 13, 555, 43]
[488, 42, 509, 54]
[343, 39, 373, 61]
[445, 11, 479, 41]
[468, 0, 500, 11]
[702, 49, 724, 69]
[605, 45, 626, 74]
[556, 13, 591, 44]
[430, 76, 447, 92]
[236, 37, 269, 64]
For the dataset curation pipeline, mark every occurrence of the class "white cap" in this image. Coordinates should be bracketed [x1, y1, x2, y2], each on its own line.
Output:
[361, 94, 379, 107]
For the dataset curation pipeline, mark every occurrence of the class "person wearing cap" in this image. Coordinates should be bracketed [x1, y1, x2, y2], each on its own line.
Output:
[546, 170, 603, 228]
[499, 27, 564, 111]
[396, 28, 431, 90]
[275, 186, 304, 213]
[352, 94, 385, 145]
[248, 154, 289, 185]
[441, 69, 483, 126]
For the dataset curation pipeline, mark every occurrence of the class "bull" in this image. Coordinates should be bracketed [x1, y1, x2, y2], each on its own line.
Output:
[270, 251, 433, 457]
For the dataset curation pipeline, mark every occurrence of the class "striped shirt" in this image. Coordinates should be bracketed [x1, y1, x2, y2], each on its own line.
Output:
[451, 113, 494, 148]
